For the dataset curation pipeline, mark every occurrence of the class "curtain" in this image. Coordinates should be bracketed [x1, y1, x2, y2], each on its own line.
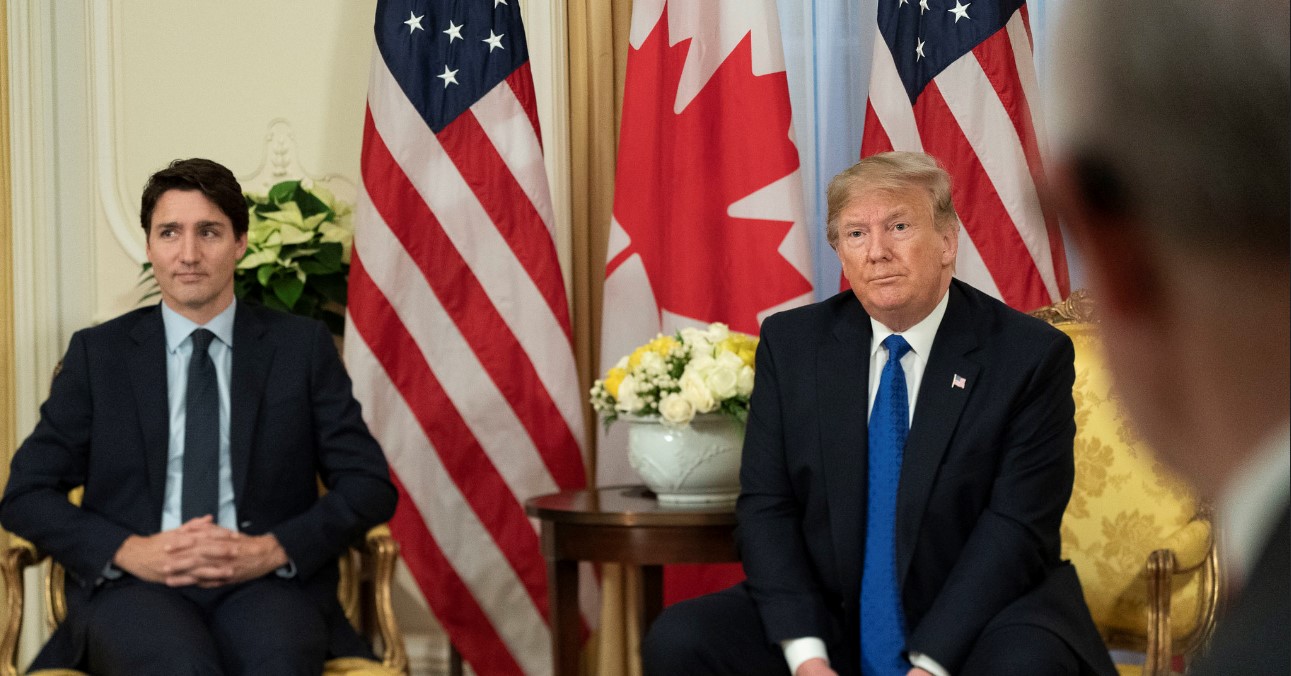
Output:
[566, 0, 639, 674]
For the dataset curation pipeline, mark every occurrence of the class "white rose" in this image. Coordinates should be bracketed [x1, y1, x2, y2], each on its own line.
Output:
[614, 355, 629, 370]
[705, 363, 739, 400]
[705, 322, 730, 343]
[679, 327, 708, 345]
[679, 370, 717, 413]
[715, 350, 744, 370]
[639, 350, 665, 373]
[615, 374, 643, 413]
[658, 393, 696, 426]
[688, 354, 717, 377]
[736, 365, 755, 397]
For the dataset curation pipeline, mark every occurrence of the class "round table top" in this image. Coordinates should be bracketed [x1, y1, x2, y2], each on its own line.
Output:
[524, 485, 738, 527]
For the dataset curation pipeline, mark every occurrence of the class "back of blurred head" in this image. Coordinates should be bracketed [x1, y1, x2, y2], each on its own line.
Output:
[1048, 0, 1290, 498]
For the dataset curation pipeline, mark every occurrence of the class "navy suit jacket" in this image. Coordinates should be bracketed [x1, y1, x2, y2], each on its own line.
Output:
[0, 301, 397, 664]
[736, 279, 1113, 674]
[1191, 505, 1289, 676]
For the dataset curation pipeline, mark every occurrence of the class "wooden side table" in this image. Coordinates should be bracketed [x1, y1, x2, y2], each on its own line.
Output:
[525, 485, 740, 676]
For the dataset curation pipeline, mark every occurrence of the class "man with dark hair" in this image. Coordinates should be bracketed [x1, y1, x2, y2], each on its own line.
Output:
[1047, 3, 1289, 673]
[1, 158, 397, 675]
[644, 151, 1112, 676]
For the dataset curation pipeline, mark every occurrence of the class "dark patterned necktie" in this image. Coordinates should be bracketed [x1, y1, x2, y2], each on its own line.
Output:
[861, 334, 912, 676]
[182, 328, 220, 522]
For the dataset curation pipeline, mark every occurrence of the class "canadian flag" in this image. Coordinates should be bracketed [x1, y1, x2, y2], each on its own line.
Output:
[599, 0, 814, 600]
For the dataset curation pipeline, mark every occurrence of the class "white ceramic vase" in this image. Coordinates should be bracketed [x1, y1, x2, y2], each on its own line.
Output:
[624, 414, 744, 506]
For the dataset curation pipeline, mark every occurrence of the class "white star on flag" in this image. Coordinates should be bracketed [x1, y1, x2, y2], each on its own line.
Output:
[483, 30, 505, 52]
[443, 20, 464, 42]
[919, 0, 930, 14]
[916, 38, 926, 60]
[404, 12, 424, 33]
[952, 374, 967, 389]
[436, 64, 459, 87]
[949, 1, 971, 23]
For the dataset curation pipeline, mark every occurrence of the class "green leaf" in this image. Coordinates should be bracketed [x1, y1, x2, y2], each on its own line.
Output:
[267, 180, 301, 204]
[293, 188, 331, 219]
[262, 294, 290, 313]
[315, 242, 343, 268]
[299, 258, 342, 276]
[311, 272, 347, 304]
[257, 264, 276, 287]
[272, 275, 305, 309]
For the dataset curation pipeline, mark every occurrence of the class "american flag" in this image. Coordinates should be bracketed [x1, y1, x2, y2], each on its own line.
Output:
[859, 0, 1068, 310]
[345, 1, 591, 673]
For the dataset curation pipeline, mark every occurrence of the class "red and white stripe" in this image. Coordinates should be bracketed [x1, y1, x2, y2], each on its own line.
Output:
[860, 7, 1068, 310]
[346, 44, 593, 676]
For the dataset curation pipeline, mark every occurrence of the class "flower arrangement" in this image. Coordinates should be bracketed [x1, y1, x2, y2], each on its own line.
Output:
[590, 322, 759, 427]
[138, 179, 354, 336]
[236, 180, 354, 335]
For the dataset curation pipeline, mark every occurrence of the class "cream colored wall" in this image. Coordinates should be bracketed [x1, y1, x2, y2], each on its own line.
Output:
[9, 1, 570, 673]
[90, 0, 571, 324]
[93, 0, 381, 319]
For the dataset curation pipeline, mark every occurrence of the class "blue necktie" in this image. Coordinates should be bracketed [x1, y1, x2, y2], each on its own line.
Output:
[861, 334, 912, 676]
[182, 328, 220, 521]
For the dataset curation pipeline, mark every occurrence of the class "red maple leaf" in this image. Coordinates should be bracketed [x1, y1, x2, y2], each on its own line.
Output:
[608, 6, 812, 335]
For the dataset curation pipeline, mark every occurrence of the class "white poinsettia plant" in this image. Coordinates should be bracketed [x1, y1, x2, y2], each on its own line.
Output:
[236, 180, 354, 336]
[590, 322, 758, 427]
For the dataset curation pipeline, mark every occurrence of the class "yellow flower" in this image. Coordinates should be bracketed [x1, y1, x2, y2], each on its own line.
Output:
[603, 367, 627, 399]
[629, 335, 678, 368]
[718, 335, 758, 368]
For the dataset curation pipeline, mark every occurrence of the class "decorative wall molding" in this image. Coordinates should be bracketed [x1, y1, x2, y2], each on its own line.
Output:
[89, 0, 144, 265]
[242, 118, 357, 204]
[8, 1, 62, 664]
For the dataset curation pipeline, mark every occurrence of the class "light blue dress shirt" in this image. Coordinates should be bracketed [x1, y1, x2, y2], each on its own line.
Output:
[159, 300, 238, 532]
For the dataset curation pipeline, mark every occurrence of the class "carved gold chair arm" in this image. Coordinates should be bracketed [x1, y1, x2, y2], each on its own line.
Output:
[2, 539, 43, 676]
[1142, 517, 1220, 676]
[363, 526, 407, 674]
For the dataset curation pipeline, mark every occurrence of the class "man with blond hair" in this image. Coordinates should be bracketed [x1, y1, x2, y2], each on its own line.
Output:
[644, 151, 1111, 676]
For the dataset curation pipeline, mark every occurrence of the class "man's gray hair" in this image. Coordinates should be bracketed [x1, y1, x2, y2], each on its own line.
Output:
[825, 151, 959, 250]
[1050, 1, 1289, 260]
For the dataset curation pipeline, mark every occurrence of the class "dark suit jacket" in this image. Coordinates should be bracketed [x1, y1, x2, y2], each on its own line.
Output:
[737, 280, 1113, 674]
[0, 301, 398, 665]
[1191, 505, 1289, 676]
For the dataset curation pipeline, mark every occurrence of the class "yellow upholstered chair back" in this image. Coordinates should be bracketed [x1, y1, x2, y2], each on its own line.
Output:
[1033, 291, 1219, 675]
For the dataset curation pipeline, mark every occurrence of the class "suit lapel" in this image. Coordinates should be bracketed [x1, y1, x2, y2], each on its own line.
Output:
[230, 304, 272, 505]
[128, 308, 171, 517]
[819, 298, 872, 601]
[896, 283, 979, 587]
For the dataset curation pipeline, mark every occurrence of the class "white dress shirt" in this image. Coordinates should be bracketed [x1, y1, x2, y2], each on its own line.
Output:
[1217, 420, 1290, 589]
[782, 290, 951, 676]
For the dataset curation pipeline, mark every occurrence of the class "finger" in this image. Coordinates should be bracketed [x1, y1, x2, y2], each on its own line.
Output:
[179, 515, 216, 530]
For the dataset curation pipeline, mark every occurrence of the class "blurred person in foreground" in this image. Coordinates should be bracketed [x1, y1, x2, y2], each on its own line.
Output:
[1046, 2, 1289, 674]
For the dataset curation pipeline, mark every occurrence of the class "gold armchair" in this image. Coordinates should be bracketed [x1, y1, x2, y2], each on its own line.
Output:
[0, 524, 407, 676]
[1033, 291, 1220, 676]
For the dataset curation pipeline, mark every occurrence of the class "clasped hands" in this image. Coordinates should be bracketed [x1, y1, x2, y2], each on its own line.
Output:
[112, 515, 288, 588]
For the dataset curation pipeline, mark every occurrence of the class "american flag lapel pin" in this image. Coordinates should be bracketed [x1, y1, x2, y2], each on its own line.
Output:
[952, 374, 967, 389]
